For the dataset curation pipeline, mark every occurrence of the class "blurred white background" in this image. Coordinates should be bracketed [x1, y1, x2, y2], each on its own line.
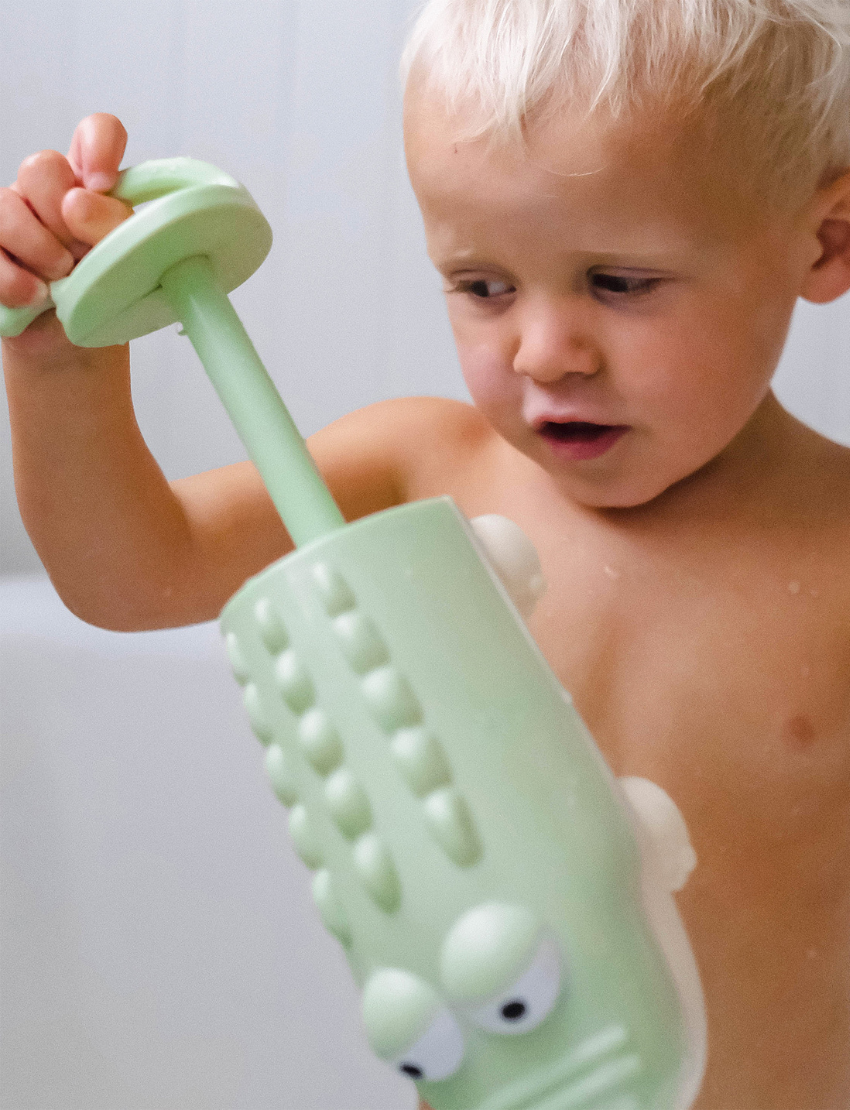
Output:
[0, 2, 847, 1108]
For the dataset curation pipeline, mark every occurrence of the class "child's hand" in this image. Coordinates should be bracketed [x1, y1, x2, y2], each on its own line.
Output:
[0, 114, 132, 315]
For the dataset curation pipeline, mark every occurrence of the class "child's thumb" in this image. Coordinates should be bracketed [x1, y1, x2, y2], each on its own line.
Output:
[60, 187, 133, 250]
[66, 113, 128, 193]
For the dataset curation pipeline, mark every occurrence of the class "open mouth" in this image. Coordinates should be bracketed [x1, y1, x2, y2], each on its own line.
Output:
[537, 422, 629, 460]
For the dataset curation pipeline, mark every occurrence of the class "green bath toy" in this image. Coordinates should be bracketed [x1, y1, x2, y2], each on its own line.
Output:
[0, 159, 707, 1110]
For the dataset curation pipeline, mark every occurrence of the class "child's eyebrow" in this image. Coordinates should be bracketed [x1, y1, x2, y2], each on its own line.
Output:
[434, 245, 694, 272]
[426, 214, 724, 273]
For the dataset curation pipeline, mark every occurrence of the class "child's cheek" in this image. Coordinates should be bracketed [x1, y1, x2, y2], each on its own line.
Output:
[456, 342, 517, 412]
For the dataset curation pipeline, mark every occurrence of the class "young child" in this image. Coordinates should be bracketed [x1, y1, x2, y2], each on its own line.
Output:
[2, 0, 849, 1105]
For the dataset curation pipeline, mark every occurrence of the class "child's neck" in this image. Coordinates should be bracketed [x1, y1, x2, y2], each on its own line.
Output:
[585, 391, 819, 534]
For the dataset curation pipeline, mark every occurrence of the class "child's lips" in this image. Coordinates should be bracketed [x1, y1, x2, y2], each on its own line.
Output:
[536, 420, 630, 461]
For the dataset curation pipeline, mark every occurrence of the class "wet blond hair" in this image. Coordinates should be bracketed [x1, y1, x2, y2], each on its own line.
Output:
[401, 0, 850, 204]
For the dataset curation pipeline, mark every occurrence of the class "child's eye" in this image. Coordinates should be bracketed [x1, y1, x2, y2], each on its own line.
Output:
[590, 272, 661, 297]
[453, 278, 515, 300]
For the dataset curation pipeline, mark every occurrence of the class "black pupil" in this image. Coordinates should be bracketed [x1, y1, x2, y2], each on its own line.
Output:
[400, 1063, 424, 1079]
[594, 274, 630, 293]
[501, 1000, 527, 1021]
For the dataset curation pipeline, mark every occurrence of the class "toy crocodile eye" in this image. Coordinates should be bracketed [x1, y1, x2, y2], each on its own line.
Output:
[390, 1005, 465, 1081]
[362, 967, 465, 1084]
[468, 935, 562, 1035]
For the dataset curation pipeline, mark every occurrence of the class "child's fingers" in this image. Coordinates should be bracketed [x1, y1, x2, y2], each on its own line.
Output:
[0, 247, 50, 309]
[67, 114, 128, 193]
[61, 187, 133, 248]
[0, 185, 75, 284]
[14, 149, 87, 257]
[0, 115, 130, 315]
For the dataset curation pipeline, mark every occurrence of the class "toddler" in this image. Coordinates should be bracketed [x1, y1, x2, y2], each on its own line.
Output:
[2, 0, 850, 1106]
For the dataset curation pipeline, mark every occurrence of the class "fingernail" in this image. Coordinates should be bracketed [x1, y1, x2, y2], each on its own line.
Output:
[86, 172, 115, 193]
[49, 250, 76, 280]
[26, 278, 51, 305]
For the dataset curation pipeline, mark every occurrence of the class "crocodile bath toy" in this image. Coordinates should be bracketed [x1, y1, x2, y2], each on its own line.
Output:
[0, 159, 707, 1110]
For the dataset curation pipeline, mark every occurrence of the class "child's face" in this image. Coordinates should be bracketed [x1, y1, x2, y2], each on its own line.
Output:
[405, 96, 819, 508]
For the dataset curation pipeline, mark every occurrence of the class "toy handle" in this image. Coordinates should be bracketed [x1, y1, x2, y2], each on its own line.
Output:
[0, 159, 235, 339]
[0, 157, 346, 547]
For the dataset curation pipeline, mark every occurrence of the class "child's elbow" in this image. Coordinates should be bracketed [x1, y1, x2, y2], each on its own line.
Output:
[50, 574, 202, 633]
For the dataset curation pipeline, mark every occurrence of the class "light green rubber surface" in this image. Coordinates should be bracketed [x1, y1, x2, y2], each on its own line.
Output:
[0, 158, 271, 345]
[220, 498, 697, 1110]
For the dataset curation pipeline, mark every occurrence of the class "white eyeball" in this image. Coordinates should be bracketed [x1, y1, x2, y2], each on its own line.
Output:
[390, 1005, 465, 1082]
[467, 935, 562, 1035]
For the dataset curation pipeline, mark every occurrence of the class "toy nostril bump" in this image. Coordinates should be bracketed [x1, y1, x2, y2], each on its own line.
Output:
[469, 515, 546, 620]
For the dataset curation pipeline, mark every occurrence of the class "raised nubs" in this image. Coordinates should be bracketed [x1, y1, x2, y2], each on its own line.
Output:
[313, 562, 483, 871]
[243, 584, 404, 917]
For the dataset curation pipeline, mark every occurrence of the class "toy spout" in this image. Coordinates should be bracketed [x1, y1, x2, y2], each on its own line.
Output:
[159, 254, 346, 548]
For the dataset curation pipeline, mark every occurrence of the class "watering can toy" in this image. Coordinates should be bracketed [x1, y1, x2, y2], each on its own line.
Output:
[0, 159, 707, 1110]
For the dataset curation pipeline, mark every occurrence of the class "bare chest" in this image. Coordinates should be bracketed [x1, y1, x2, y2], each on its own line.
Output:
[528, 538, 850, 1108]
[416, 430, 850, 1104]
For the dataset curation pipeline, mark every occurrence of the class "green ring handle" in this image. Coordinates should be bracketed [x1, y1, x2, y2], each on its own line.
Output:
[0, 158, 273, 346]
[0, 157, 345, 547]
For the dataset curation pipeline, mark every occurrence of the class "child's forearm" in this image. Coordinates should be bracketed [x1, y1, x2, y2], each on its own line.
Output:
[1, 120, 296, 630]
[0, 118, 218, 629]
[3, 327, 204, 629]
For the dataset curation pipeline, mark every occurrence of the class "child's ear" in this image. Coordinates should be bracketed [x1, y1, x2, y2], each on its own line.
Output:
[800, 168, 850, 304]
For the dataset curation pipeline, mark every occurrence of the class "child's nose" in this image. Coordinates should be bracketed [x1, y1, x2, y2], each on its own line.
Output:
[512, 300, 600, 383]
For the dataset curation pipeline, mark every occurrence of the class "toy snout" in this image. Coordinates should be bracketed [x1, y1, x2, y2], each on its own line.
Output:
[469, 516, 546, 620]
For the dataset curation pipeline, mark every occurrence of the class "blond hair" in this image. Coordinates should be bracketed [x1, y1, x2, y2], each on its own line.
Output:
[401, 0, 850, 203]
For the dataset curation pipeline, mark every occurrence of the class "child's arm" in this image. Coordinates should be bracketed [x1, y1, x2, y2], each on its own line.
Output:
[1, 116, 409, 630]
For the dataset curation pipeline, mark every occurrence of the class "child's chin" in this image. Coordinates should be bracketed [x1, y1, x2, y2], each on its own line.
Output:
[545, 467, 675, 511]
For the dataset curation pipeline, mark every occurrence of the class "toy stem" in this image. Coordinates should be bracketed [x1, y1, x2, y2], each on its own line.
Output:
[159, 254, 346, 548]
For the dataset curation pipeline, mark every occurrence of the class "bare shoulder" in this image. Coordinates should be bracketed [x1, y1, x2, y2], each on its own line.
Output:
[316, 395, 489, 455]
[308, 396, 496, 515]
